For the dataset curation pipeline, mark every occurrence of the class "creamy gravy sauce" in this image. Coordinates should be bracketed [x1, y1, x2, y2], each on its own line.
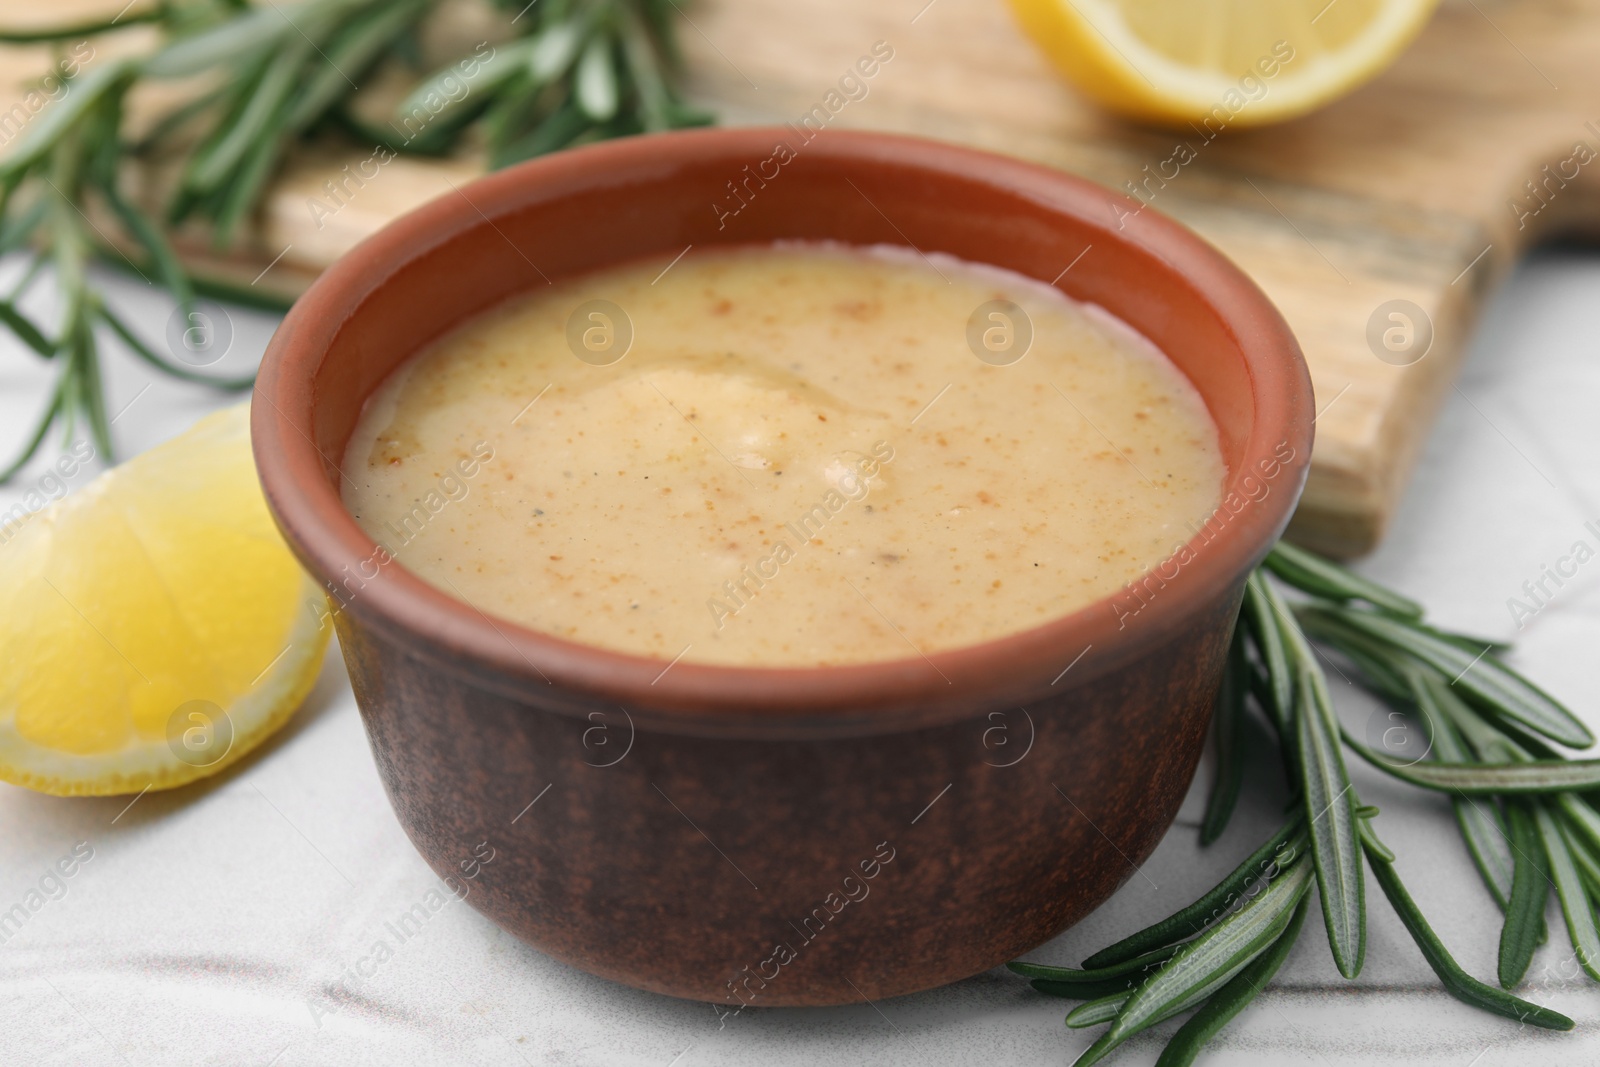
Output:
[342, 243, 1225, 666]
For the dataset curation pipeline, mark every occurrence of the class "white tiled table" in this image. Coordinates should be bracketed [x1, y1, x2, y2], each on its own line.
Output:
[3, 250, 1598, 1066]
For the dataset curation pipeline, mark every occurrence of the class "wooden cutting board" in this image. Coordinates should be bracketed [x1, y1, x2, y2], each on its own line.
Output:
[3, 0, 1596, 556]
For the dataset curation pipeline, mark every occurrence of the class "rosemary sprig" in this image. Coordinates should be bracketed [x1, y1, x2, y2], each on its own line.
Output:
[154, 0, 439, 247]
[0, 0, 706, 480]
[390, 0, 711, 168]
[1017, 541, 1596, 1063]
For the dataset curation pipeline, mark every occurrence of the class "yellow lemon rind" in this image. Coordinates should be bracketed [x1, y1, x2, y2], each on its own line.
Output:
[1007, 0, 1439, 129]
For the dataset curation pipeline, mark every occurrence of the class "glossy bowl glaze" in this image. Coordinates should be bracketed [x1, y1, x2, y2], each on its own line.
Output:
[252, 127, 1313, 1007]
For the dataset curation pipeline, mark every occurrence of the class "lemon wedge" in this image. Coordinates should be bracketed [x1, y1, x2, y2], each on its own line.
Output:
[0, 402, 329, 796]
[1007, 0, 1439, 128]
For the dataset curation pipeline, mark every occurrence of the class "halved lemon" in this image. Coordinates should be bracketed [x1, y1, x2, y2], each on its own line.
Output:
[0, 402, 329, 796]
[1007, 0, 1440, 128]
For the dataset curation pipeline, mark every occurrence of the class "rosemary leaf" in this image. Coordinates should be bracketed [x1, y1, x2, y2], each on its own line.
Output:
[1009, 945, 1178, 985]
[1066, 992, 1129, 1029]
[1201, 622, 1250, 845]
[492, 99, 592, 168]
[69, 315, 113, 463]
[621, 4, 672, 128]
[1079, 819, 1305, 969]
[1242, 573, 1292, 737]
[1415, 671, 1488, 761]
[531, 18, 588, 83]
[1264, 541, 1423, 618]
[97, 307, 253, 390]
[1457, 796, 1514, 911]
[398, 36, 538, 130]
[1478, 716, 1566, 763]
[1535, 805, 1600, 982]
[1295, 667, 1366, 979]
[1557, 816, 1600, 899]
[0, 372, 67, 481]
[576, 36, 619, 121]
[0, 9, 164, 43]
[1362, 832, 1570, 1030]
[0, 300, 55, 357]
[142, 4, 297, 78]
[1153, 897, 1311, 1067]
[212, 121, 289, 248]
[1030, 977, 1147, 1002]
[1555, 793, 1600, 857]
[1343, 742, 1600, 794]
[1355, 809, 1395, 863]
[1432, 684, 1531, 763]
[480, 66, 546, 158]
[1499, 803, 1550, 989]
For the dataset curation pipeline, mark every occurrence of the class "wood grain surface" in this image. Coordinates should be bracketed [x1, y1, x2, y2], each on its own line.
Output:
[3, 0, 1596, 555]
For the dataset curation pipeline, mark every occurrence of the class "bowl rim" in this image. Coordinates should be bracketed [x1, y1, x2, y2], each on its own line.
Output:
[253, 126, 1314, 730]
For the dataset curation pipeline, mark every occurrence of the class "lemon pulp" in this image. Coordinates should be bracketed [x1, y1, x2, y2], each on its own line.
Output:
[0, 403, 329, 796]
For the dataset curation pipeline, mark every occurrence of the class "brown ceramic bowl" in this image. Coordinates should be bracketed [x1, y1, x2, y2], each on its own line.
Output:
[252, 127, 1313, 1007]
